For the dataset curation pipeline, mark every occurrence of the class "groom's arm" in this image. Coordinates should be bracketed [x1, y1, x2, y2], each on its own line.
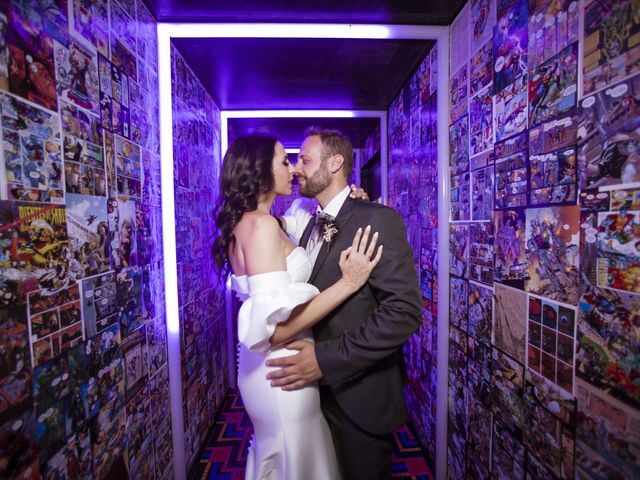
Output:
[314, 206, 422, 387]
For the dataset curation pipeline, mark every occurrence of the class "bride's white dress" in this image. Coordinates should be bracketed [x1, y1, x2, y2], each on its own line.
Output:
[230, 246, 341, 480]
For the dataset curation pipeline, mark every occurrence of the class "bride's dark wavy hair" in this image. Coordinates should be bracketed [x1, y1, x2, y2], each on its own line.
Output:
[212, 133, 279, 276]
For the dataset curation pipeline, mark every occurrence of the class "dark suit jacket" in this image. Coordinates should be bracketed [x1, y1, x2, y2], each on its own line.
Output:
[300, 197, 422, 435]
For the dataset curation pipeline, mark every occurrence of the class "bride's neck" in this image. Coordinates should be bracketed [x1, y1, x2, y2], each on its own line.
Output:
[256, 192, 275, 214]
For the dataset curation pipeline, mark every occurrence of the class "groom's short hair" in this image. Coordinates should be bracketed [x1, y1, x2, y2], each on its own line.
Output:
[304, 127, 353, 180]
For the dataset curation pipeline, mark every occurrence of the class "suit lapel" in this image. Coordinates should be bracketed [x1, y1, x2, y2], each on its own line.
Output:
[299, 215, 316, 249]
[309, 197, 356, 284]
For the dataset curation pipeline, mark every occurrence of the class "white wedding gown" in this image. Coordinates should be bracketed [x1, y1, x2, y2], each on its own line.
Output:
[231, 246, 341, 480]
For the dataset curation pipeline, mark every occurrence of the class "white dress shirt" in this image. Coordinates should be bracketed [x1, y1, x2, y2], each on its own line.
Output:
[306, 186, 351, 266]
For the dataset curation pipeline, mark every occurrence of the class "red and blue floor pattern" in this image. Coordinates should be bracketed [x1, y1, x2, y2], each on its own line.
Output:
[190, 388, 435, 480]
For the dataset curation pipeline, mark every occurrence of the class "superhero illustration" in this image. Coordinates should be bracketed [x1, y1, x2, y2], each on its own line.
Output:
[529, 146, 578, 206]
[493, 0, 528, 93]
[577, 283, 640, 409]
[494, 208, 527, 285]
[578, 73, 640, 190]
[583, 0, 640, 94]
[528, 42, 578, 128]
[525, 206, 580, 304]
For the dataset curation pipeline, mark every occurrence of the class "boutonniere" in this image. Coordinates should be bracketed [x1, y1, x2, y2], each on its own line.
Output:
[322, 221, 338, 245]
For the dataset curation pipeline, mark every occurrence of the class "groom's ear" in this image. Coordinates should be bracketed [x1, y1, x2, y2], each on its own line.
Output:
[328, 154, 345, 174]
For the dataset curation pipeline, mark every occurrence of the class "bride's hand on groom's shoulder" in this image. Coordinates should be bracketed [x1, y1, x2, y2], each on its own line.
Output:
[349, 184, 369, 201]
[265, 340, 322, 390]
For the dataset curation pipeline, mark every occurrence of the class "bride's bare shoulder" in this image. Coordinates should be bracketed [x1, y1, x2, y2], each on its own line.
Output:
[235, 212, 279, 234]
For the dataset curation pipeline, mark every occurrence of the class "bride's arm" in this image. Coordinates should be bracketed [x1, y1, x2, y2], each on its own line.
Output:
[244, 216, 382, 346]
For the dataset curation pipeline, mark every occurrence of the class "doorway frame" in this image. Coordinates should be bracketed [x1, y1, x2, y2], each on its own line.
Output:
[157, 23, 450, 480]
[220, 109, 387, 197]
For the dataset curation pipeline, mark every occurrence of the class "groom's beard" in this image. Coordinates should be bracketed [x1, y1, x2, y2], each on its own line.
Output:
[299, 160, 331, 198]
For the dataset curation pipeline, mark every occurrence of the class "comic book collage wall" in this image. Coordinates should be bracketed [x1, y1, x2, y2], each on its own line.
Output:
[386, 44, 439, 462]
[171, 45, 229, 471]
[447, 0, 639, 477]
[0, 1, 225, 478]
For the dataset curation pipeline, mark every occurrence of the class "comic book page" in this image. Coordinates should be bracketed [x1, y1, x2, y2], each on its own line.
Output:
[0, 93, 64, 203]
[28, 283, 82, 368]
[3, 2, 59, 111]
[491, 347, 525, 436]
[468, 280, 493, 345]
[90, 397, 127, 479]
[450, 277, 469, 332]
[495, 132, 528, 209]
[0, 201, 71, 301]
[450, 223, 470, 278]
[494, 208, 527, 286]
[471, 0, 497, 47]
[528, 42, 578, 128]
[493, 283, 527, 363]
[527, 294, 577, 393]
[583, 0, 640, 95]
[468, 335, 492, 409]
[451, 172, 471, 221]
[116, 266, 143, 338]
[493, 0, 528, 94]
[109, 197, 137, 269]
[81, 271, 118, 338]
[469, 221, 494, 284]
[577, 284, 640, 408]
[122, 325, 148, 402]
[450, 65, 469, 124]
[492, 419, 525, 478]
[470, 40, 493, 96]
[529, 111, 577, 156]
[53, 39, 100, 114]
[471, 165, 494, 221]
[575, 379, 640, 478]
[578, 73, 640, 192]
[69, 0, 109, 57]
[494, 74, 529, 142]
[126, 393, 154, 478]
[66, 193, 109, 278]
[450, 114, 470, 179]
[528, 0, 580, 69]
[115, 135, 141, 198]
[447, 377, 467, 479]
[0, 305, 31, 426]
[591, 211, 640, 294]
[529, 145, 577, 207]
[525, 206, 580, 304]
[450, 2, 470, 73]
[469, 85, 494, 157]
[466, 399, 492, 479]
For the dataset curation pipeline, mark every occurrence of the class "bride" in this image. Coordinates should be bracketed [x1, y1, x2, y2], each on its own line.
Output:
[212, 133, 382, 480]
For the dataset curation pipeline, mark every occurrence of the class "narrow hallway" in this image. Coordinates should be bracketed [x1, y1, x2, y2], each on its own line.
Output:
[1, 0, 638, 479]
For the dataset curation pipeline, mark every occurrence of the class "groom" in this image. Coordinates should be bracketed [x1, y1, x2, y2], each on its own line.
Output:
[267, 128, 422, 479]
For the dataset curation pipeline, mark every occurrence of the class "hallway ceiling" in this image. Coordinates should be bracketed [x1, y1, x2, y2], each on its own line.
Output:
[143, 0, 466, 25]
[149, 1, 452, 147]
[171, 37, 433, 111]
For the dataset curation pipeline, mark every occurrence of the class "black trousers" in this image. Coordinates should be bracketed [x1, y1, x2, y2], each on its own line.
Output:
[320, 387, 393, 480]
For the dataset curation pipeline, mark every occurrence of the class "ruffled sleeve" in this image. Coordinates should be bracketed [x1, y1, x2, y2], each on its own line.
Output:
[237, 271, 319, 354]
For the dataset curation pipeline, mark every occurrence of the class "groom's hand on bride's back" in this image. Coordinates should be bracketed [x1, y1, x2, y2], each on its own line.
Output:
[266, 340, 322, 390]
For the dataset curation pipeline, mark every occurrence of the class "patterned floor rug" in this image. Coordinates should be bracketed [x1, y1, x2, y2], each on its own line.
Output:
[190, 388, 435, 480]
